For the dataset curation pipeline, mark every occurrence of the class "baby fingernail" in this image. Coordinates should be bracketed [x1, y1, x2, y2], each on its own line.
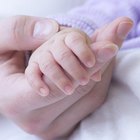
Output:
[64, 85, 74, 95]
[39, 88, 49, 97]
[97, 44, 118, 63]
[80, 77, 89, 85]
[86, 60, 95, 68]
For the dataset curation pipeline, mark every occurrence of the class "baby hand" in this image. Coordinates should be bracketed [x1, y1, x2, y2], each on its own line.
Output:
[25, 27, 97, 96]
[25, 27, 118, 96]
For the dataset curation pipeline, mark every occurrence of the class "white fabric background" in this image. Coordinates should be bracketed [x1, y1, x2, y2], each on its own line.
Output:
[0, 0, 85, 17]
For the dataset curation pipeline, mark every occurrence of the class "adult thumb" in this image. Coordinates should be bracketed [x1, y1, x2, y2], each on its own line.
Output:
[92, 17, 133, 47]
[0, 15, 59, 53]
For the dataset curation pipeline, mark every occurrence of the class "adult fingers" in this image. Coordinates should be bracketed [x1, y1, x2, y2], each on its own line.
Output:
[0, 15, 59, 53]
[88, 41, 118, 81]
[92, 17, 133, 47]
[89, 17, 133, 81]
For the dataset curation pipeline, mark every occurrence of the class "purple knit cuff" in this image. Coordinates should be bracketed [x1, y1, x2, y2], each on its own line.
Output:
[48, 14, 97, 36]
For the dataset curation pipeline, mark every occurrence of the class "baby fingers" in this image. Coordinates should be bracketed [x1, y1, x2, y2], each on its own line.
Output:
[65, 32, 95, 68]
[25, 62, 50, 97]
[88, 42, 118, 81]
[50, 39, 90, 86]
[38, 51, 75, 95]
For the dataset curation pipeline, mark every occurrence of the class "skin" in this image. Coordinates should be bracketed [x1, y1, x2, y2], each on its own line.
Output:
[25, 27, 119, 96]
[0, 16, 133, 140]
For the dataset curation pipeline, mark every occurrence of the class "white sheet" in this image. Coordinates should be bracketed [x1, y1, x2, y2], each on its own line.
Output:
[0, 48, 140, 140]
[69, 48, 140, 140]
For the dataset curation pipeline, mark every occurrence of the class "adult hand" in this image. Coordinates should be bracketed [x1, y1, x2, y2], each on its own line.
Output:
[0, 15, 60, 112]
[37, 17, 133, 139]
[0, 16, 132, 140]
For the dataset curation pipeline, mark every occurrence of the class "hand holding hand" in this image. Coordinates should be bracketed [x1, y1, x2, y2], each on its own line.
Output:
[0, 16, 133, 140]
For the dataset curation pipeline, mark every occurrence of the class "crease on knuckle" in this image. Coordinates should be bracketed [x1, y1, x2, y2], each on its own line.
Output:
[30, 79, 41, 90]
[58, 51, 73, 62]
[25, 67, 41, 90]
[66, 32, 84, 46]
[40, 60, 55, 74]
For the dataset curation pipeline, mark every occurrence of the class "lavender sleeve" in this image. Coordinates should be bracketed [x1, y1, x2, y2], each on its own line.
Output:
[50, 0, 140, 38]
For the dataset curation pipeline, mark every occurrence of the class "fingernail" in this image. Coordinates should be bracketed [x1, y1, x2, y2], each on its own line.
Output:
[117, 21, 133, 39]
[64, 84, 74, 95]
[39, 88, 49, 97]
[80, 77, 89, 85]
[86, 59, 96, 68]
[33, 20, 53, 37]
[97, 44, 118, 63]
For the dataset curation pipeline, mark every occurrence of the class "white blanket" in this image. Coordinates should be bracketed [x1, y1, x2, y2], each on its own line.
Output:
[69, 48, 140, 140]
[0, 47, 140, 140]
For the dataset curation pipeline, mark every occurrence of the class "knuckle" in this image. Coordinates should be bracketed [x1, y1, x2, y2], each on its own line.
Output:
[50, 71, 59, 81]
[66, 31, 84, 46]
[30, 78, 41, 90]
[25, 67, 39, 89]
[40, 60, 55, 73]
[57, 51, 73, 62]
